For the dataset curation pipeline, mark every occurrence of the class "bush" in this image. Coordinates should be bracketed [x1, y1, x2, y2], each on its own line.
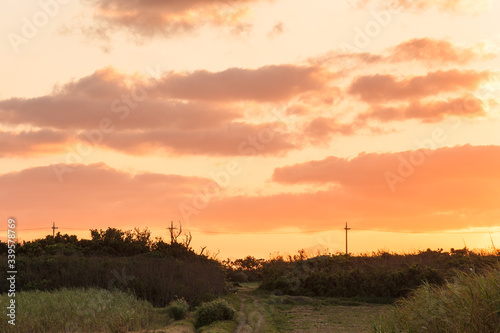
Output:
[260, 249, 500, 299]
[168, 298, 189, 320]
[373, 268, 500, 332]
[194, 298, 236, 328]
[0, 254, 226, 307]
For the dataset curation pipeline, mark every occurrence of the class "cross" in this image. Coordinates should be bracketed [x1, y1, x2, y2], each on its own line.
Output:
[52, 222, 58, 237]
[167, 221, 178, 244]
[344, 222, 351, 255]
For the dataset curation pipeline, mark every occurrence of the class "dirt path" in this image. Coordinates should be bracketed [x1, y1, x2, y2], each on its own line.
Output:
[234, 285, 267, 333]
[233, 284, 391, 333]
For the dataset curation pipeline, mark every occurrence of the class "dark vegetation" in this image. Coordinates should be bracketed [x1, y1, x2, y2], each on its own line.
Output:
[222, 255, 265, 283]
[258, 248, 500, 299]
[0, 226, 225, 307]
[2, 226, 500, 310]
[194, 298, 236, 328]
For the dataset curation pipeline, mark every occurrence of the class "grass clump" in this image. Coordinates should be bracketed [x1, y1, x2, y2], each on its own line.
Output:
[194, 298, 236, 328]
[373, 268, 500, 332]
[168, 298, 189, 320]
[0, 288, 154, 333]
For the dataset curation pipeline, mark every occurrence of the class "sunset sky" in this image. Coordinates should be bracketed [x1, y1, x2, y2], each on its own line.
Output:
[1, 0, 500, 259]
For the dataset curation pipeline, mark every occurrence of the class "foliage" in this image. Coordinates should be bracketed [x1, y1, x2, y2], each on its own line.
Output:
[222, 255, 265, 282]
[168, 298, 189, 320]
[260, 248, 500, 299]
[373, 267, 500, 332]
[0, 226, 226, 307]
[0, 254, 225, 307]
[194, 298, 236, 328]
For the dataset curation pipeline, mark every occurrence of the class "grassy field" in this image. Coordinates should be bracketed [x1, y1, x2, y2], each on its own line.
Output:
[0, 288, 160, 332]
[0, 284, 390, 332]
[232, 283, 391, 333]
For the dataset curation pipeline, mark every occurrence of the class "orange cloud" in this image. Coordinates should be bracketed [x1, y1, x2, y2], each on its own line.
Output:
[0, 65, 324, 132]
[3, 146, 500, 234]
[155, 65, 327, 102]
[388, 38, 495, 65]
[272, 144, 500, 188]
[349, 70, 493, 103]
[188, 145, 500, 232]
[0, 67, 308, 156]
[0, 68, 239, 131]
[357, 95, 486, 123]
[98, 122, 297, 156]
[0, 130, 71, 157]
[83, 0, 271, 39]
[303, 117, 357, 144]
[0, 163, 213, 228]
[313, 38, 495, 69]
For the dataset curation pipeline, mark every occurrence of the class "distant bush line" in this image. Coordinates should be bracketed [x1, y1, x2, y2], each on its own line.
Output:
[2, 228, 500, 304]
[0, 227, 225, 307]
[259, 248, 500, 299]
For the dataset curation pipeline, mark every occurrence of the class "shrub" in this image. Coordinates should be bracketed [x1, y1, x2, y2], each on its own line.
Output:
[194, 298, 236, 328]
[227, 270, 249, 283]
[168, 298, 189, 320]
[373, 268, 500, 332]
[0, 254, 226, 307]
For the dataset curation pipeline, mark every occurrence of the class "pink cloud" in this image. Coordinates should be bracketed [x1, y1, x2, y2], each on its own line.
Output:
[0, 163, 214, 229]
[187, 145, 500, 232]
[357, 95, 486, 123]
[349, 70, 493, 103]
[0, 130, 71, 157]
[0, 68, 240, 131]
[98, 122, 297, 156]
[388, 38, 495, 65]
[83, 0, 272, 39]
[155, 65, 328, 102]
[303, 117, 357, 144]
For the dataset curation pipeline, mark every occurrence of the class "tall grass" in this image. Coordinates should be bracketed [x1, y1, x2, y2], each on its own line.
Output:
[373, 267, 500, 332]
[0, 288, 154, 333]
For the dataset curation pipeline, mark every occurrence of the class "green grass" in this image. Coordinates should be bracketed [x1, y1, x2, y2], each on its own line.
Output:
[194, 299, 236, 329]
[198, 320, 237, 333]
[373, 268, 500, 332]
[230, 282, 390, 332]
[266, 295, 389, 332]
[0, 288, 158, 332]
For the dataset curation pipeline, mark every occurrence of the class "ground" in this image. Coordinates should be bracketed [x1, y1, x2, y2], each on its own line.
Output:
[138, 283, 391, 332]
[233, 283, 391, 333]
